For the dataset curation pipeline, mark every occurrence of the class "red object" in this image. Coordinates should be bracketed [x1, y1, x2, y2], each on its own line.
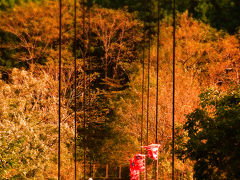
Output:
[143, 144, 161, 160]
[130, 159, 139, 180]
[134, 154, 145, 172]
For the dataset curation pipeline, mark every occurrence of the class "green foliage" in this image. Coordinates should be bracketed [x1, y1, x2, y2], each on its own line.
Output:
[188, 0, 240, 33]
[0, 0, 42, 10]
[177, 87, 240, 179]
[94, 0, 240, 34]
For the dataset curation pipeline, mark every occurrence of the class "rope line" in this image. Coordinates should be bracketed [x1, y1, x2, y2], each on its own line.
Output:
[58, 0, 62, 178]
[74, 0, 77, 178]
[172, 0, 176, 179]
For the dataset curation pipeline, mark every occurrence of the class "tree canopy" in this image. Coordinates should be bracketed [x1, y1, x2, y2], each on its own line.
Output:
[1, 0, 240, 179]
[177, 87, 240, 179]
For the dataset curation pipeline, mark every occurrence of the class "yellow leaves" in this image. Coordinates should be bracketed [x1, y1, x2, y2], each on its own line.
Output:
[0, 68, 76, 178]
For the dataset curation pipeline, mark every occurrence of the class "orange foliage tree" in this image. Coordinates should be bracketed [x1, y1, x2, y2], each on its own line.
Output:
[0, 0, 143, 178]
[114, 12, 240, 178]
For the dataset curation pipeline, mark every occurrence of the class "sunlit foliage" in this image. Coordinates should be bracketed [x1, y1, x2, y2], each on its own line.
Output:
[0, 0, 240, 179]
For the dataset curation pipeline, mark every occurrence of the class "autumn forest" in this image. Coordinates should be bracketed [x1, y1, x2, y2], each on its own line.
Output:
[0, 0, 240, 179]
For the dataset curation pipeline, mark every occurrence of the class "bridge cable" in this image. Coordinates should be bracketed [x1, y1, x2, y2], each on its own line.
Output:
[155, 0, 160, 179]
[172, 0, 176, 179]
[58, 0, 62, 178]
[141, 0, 147, 155]
[146, 0, 151, 179]
[146, 0, 151, 151]
[141, 30, 145, 155]
[74, 0, 77, 178]
[87, 0, 92, 177]
[82, 0, 87, 179]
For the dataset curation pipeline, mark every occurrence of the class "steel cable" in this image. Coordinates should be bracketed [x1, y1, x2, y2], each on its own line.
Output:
[58, 0, 62, 178]
[172, 0, 176, 179]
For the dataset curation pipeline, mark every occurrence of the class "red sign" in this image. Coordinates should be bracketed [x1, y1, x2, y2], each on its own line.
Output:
[134, 154, 145, 172]
[130, 159, 139, 180]
[143, 144, 161, 160]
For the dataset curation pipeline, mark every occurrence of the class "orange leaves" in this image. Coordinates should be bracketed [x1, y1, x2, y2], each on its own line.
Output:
[0, 2, 59, 64]
[90, 7, 143, 78]
[157, 12, 240, 87]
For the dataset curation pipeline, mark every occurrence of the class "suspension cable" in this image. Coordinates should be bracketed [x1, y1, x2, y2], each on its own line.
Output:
[146, 0, 151, 149]
[87, 0, 91, 122]
[156, 0, 160, 146]
[146, 1, 151, 179]
[82, 0, 86, 179]
[87, 0, 91, 177]
[172, 0, 176, 179]
[141, 2, 147, 180]
[147, 37, 150, 146]
[58, 0, 62, 178]
[155, 0, 160, 179]
[141, 0, 147, 155]
[74, 0, 77, 178]
[141, 40, 145, 155]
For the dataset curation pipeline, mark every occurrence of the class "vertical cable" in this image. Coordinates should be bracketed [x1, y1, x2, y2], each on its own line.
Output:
[87, 1, 91, 177]
[141, 2, 146, 154]
[145, 1, 151, 179]
[87, 0, 91, 121]
[155, 0, 160, 179]
[82, 0, 86, 179]
[147, 38, 150, 147]
[58, 0, 62, 179]
[74, 0, 77, 178]
[142, 2, 147, 180]
[143, 1, 149, 179]
[88, 0, 91, 122]
[172, 0, 176, 179]
[156, 0, 160, 146]
[146, 0, 153, 148]
[141, 46, 145, 155]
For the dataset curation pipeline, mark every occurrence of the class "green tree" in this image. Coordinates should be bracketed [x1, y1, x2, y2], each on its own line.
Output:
[177, 87, 240, 179]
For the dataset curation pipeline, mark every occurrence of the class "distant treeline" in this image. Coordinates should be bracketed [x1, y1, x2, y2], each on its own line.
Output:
[1, 0, 240, 34]
[94, 0, 240, 34]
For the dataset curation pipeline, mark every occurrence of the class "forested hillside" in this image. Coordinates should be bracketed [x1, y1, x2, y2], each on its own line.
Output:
[0, 0, 240, 179]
